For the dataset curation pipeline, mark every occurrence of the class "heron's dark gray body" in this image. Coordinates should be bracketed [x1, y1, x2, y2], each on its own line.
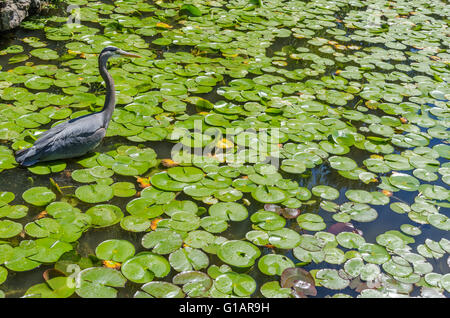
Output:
[15, 113, 106, 166]
[15, 46, 139, 167]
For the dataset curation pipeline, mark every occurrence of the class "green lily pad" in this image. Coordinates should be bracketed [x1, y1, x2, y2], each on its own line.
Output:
[315, 269, 349, 290]
[329, 156, 357, 171]
[30, 48, 59, 60]
[252, 186, 287, 203]
[200, 216, 228, 233]
[180, 4, 202, 17]
[168, 211, 200, 232]
[85, 204, 123, 228]
[24, 218, 60, 238]
[312, 185, 339, 200]
[169, 247, 209, 272]
[27, 161, 66, 175]
[75, 267, 126, 298]
[111, 182, 136, 197]
[280, 159, 306, 174]
[0, 220, 23, 239]
[258, 254, 294, 276]
[167, 167, 204, 183]
[151, 172, 188, 191]
[359, 243, 391, 264]
[75, 184, 114, 203]
[208, 202, 248, 222]
[141, 229, 183, 254]
[297, 213, 326, 231]
[28, 238, 72, 263]
[217, 240, 261, 268]
[4, 244, 40, 272]
[251, 211, 286, 231]
[389, 173, 420, 191]
[214, 272, 256, 297]
[268, 229, 301, 249]
[336, 232, 366, 249]
[345, 190, 372, 204]
[120, 215, 151, 232]
[95, 239, 135, 262]
[172, 271, 212, 297]
[121, 252, 171, 284]
[260, 281, 291, 298]
[22, 187, 56, 206]
[24, 277, 75, 298]
[136, 281, 184, 298]
[0, 192, 14, 207]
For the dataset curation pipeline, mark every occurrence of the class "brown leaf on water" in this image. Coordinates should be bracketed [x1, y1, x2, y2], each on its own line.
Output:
[281, 208, 301, 219]
[161, 159, 179, 168]
[151, 218, 162, 231]
[281, 267, 317, 298]
[102, 260, 121, 270]
[136, 177, 151, 188]
[35, 210, 48, 219]
[328, 222, 363, 236]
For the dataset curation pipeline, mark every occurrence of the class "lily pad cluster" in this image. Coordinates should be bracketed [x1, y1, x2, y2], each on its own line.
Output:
[0, 0, 449, 298]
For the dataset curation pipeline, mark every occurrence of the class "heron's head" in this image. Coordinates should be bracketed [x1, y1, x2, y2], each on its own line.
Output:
[100, 46, 141, 59]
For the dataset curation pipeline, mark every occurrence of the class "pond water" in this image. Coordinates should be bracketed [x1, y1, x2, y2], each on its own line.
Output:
[0, 0, 449, 298]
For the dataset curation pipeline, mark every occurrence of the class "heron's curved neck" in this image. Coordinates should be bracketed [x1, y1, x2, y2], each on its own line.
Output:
[99, 54, 115, 128]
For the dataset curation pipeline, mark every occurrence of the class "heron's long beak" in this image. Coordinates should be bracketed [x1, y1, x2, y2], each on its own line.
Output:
[118, 50, 142, 58]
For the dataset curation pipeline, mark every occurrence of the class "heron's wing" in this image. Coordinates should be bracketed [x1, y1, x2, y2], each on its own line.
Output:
[16, 114, 105, 165]
[35, 113, 98, 143]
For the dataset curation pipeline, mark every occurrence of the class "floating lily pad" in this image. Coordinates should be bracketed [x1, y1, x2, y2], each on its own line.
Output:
[180, 4, 202, 17]
[252, 186, 287, 203]
[312, 185, 339, 200]
[136, 281, 184, 298]
[172, 271, 212, 297]
[336, 232, 366, 249]
[151, 172, 188, 191]
[111, 182, 136, 197]
[95, 239, 135, 262]
[281, 267, 317, 297]
[75, 184, 114, 203]
[0, 192, 14, 207]
[217, 240, 261, 268]
[329, 156, 357, 171]
[0, 220, 23, 239]
[258, 254, 294, 276]
[389, 173, 420, 191]
[24, 277, 75, 298]
[260, 281, 291, 298]
[214, 272, 256, 297]
[315, 269, 349, 290]
[209, 202, 248, 222]
[28, 238, 72, 263]
[251, 211, 286, 231]
[22, 187, 56, 206]
[120, 216, 151, 232]
[169, 247, 209, 272]
[268, 229, 301, 249]
[121, 252, 171, 284]
[297, 213, 326, 231]
[27, 161, 66, 175]
[141, 229, 183, 254]
[359, 243, 391, 265]
[75, 267, 126, 298]
[85, 204, 123, 228]
[167, 167, 204, 183]
[30, 48, 59, 60]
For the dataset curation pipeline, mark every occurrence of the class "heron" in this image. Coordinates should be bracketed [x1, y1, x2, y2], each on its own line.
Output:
[15, 46, 141, 167]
